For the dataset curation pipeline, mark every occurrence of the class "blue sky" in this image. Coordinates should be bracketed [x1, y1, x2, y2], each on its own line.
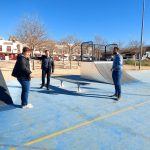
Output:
[0, 0, 149, 45]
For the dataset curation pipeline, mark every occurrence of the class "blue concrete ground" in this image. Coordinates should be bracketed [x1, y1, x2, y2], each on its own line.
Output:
[0, 71, 150, 150]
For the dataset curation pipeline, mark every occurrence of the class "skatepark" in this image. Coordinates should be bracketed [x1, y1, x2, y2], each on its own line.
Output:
[80, 61, 137, 84]
[1, 0, 150, 148]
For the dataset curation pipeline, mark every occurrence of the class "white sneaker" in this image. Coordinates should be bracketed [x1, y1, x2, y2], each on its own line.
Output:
[116, 97, 122, 101]
[22, 104, 33, 109]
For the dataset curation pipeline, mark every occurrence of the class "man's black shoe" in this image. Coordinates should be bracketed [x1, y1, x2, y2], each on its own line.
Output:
[40, 85, 44, 89]
[46, 85, 50, 90]
[110, 94, 117, 97]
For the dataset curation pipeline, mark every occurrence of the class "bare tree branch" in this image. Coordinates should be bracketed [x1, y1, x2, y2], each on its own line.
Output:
[15, 15, 48, 55]
[60, 35, 82, 68]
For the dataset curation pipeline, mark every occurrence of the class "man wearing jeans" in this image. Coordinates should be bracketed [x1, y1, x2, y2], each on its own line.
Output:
[111, 47, 123, 101]
[12, 47, 33, 108]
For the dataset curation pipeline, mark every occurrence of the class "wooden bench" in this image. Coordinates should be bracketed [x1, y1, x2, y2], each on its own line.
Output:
[53, 77, 90, 92]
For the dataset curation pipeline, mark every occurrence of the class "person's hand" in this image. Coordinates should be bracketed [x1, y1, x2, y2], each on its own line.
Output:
[29, 74, 33, 79]
[28, 74, 31, 80]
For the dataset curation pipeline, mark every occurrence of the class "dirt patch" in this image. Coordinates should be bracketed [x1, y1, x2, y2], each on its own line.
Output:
[0, 60, 80, 81]
[0, 60, 150, 81]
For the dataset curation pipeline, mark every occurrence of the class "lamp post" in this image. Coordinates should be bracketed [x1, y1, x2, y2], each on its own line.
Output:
[139, 0, 145, 70]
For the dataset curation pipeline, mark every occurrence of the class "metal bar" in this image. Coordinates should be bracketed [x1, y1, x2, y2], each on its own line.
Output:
[77, 83, 80, 92]
[81, 43, 83, 61]
[60, 80, 63, 87]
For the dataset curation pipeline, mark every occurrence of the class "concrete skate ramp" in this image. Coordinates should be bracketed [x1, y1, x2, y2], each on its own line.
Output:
[0, 69, 13, 107]
[80, 61, 137, 84]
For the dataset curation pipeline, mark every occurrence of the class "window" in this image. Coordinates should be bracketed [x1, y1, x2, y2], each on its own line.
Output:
[7, 46, 11, 52]
[0, 45, 2, 51]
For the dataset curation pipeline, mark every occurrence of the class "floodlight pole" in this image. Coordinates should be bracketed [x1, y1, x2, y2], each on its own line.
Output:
[105, 44, 118, 61]
[81, 41, 93, 61]
[139, 0, 145, 70]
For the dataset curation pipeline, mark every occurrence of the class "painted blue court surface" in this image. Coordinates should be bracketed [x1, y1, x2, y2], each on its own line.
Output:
[0, 71, 150, 150]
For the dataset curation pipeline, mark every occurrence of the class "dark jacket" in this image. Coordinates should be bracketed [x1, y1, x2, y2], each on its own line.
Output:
[41, 55, 54, 72]
[12, 54, 32, 80]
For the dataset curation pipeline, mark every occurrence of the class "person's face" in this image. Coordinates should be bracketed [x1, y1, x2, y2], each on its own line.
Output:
[113, 48, 117, 55]
[45, 51, 50, 56]
[24, 51, 31, 58]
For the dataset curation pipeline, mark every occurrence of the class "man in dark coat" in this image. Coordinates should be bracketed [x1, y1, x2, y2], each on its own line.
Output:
[12, 47, 33, 108]
[40, 50, 54, 90]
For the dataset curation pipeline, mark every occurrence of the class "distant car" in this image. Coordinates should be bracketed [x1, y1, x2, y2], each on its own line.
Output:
[82, 56, 92, 61]
[59, 56, 69, 61]
[142, 52, 150, 60]
[74, 56, 81, 61]
[106, 56, 113, 61]
[53, 56, 60, 61]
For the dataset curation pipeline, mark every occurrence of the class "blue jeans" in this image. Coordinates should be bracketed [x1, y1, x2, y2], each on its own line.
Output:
[112, 70, 122, 98]
[18, 79, 30, 106]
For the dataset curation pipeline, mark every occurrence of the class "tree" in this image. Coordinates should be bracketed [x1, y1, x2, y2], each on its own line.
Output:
[60, 35, 82, 68]
[15, 15, 48, 69]
[93, 35, 109, 60]
[16, 16, 48, 53]
[127, 40, 141, 67]
[94, 35, 107, 45]
[8, 36, 17, 42]
[128, 40, 140, 51]
[111, 41, 123, 49]
[38, 39, 56, 54]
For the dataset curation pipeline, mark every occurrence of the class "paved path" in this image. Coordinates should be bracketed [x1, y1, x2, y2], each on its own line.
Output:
[0, 73, 150, 150]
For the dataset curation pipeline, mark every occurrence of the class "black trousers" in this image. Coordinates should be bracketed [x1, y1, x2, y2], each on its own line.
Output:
[42, 69, 51, 87]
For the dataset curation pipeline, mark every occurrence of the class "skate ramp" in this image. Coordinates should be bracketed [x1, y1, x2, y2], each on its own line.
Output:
[80, 62, 137, 84]
[0, 69, 13, 108]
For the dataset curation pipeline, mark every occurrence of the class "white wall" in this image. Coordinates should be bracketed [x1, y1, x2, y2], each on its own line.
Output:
[0, 40, 24, 54]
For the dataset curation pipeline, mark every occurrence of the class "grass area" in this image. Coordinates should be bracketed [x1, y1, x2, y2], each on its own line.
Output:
[124, 59, 150, 66]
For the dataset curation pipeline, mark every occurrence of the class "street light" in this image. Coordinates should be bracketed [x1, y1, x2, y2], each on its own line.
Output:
[139, 0, 145, 70]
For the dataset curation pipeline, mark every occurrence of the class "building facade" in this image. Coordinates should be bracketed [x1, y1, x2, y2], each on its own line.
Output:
[0, 39, 24, 60]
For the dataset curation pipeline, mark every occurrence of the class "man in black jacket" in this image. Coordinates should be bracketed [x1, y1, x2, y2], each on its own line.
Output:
[12, 47, 33, 109]
[40, 50, 54, 90]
